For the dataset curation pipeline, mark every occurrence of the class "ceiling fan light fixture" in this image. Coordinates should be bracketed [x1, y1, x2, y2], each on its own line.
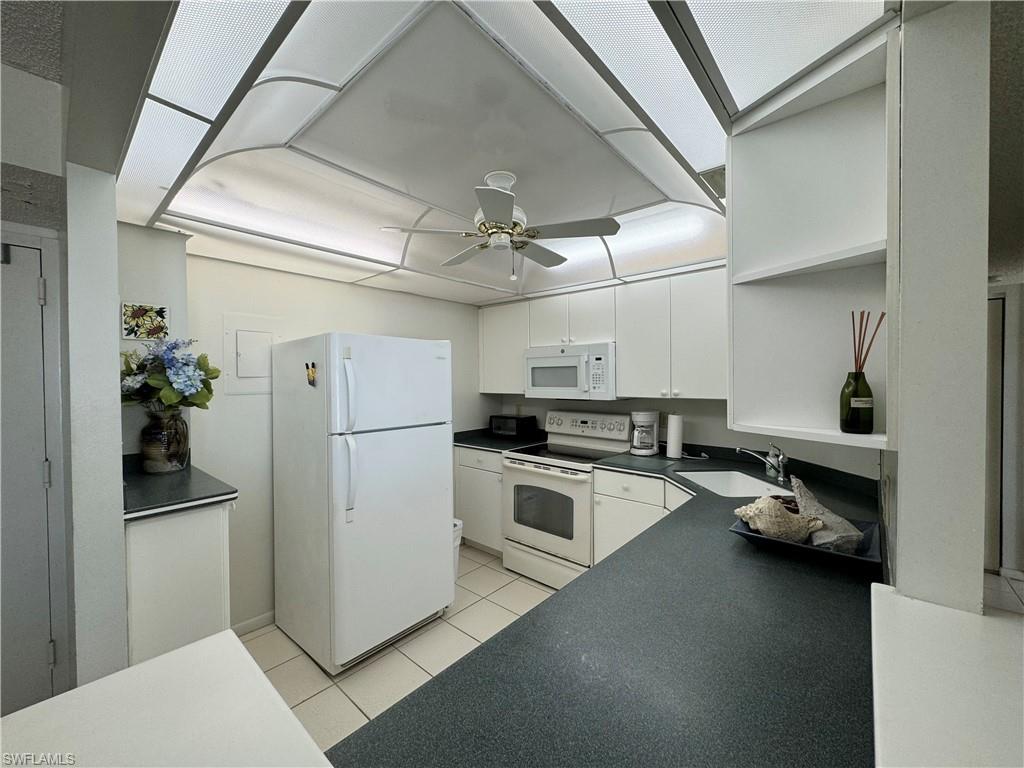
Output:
[490, 232, 512, 251]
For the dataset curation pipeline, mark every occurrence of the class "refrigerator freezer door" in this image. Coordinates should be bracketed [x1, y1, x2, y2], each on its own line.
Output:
[328, 334, 452, 434]
[329, 424, 454, 666]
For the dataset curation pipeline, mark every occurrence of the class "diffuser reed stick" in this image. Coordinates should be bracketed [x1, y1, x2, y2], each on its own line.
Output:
[850, 310, 886, 372]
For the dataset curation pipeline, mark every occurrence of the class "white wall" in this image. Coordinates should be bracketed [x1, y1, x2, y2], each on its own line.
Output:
[187, 255, 497, 630]
[117, 223, 189, 453]
[65, 163, 128, 683]
[0, 64, 65, 176]
[502, 396, 880, 479]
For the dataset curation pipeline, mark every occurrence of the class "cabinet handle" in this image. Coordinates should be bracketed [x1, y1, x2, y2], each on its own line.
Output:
[660, 390, 668, 397]
[594, 497, 601, 505]
[622, 484, 630, 491]
[561, 337, 567, 343]
[569, 336, 575, 342]
[672, 389, 679, 397]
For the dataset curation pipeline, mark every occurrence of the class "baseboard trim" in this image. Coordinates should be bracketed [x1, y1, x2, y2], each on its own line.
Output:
[232, 610, 275, 637]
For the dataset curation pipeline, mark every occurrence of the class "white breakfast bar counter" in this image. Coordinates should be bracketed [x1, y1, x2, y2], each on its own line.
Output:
[0, 631, 329, 767]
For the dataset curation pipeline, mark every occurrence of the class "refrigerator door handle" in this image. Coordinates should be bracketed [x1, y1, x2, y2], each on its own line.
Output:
[342, 354, 357, 432]
[344, 434, 358, 520]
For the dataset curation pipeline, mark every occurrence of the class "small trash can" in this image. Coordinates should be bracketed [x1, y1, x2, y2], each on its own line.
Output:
[452, 518, 463, 582]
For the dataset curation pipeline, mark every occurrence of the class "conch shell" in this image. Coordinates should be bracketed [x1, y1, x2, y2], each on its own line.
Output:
[735, 496, 823, 543]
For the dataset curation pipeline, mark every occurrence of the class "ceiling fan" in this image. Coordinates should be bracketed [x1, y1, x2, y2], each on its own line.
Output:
[381, 171, 620, 280]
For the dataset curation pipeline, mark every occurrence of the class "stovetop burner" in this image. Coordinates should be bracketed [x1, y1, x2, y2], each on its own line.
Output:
[509, 443, 624, 464]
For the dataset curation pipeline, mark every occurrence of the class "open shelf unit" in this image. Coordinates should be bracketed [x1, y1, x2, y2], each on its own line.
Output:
[727, 30, 899, 453]
[731, 239, 886, 284]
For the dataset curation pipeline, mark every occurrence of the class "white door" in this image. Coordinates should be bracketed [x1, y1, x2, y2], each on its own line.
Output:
[329, 333, 452, 434]
[329, 424, 454, 666]
[1, 244, 53, 715]
[529, 295, 569, 346]
[593, 495, 666, 563]
[479, 302, 529, 394]
[615, 281, 671, 398]
[569, 288, 615, 344]
[455, 465, 503, 551]
[670, 268, 728, 399]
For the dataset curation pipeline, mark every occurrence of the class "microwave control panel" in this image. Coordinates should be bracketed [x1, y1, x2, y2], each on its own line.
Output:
[545, 411, 629, 437]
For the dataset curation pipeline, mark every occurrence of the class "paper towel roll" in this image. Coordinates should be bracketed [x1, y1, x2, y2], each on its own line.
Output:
[665, 414, 684, 459]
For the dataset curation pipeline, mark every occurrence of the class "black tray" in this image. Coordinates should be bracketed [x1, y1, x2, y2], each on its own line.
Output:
[729, 518, 881, 564]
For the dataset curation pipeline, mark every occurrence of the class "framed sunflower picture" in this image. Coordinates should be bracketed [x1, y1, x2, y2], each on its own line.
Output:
[122, 302, 170, 340]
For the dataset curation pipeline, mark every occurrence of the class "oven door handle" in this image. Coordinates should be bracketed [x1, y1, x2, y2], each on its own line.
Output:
[503, 460, 590, 482]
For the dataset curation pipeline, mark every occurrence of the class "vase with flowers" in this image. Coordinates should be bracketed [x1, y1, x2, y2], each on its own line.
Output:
[120, 338, 220, 473]
[841, 310, 886, 434]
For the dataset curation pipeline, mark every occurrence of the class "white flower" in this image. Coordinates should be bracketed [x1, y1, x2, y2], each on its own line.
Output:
[121, 372, 147, 393]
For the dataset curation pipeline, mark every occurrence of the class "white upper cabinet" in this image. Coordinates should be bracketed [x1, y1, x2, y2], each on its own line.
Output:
[479, 302, 530, 394]
[614, 280, 671, 398]
[568, 288, 615, 344]
[670, 267, 728, 399]
[529, 295, 569, 346]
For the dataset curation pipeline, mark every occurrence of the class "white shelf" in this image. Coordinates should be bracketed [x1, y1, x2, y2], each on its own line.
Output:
[731, 240, 886, 284]
[730, 420, 888, 450]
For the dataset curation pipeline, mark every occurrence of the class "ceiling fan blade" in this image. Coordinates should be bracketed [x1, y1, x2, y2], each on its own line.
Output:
[381, 226, 480, 237]
[442, 242, 488, 267]
[475, 186, 515, 223]
[525, 217, 620, 239]
[518, 242, 566, 268]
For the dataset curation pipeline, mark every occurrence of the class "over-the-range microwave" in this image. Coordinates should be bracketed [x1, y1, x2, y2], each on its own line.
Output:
[524, 342, 616, 400]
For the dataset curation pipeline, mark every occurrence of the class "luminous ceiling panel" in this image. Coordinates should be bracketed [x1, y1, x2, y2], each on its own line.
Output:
[688, 1, 885, 109]
[553, 0, 725, 172]
[200, 81, 335, 167]
[161, 215, 390, 283]
[605, 130, 713, 207]
[260, 1, 422, 86]
[608, 203, 727, 277]
[292, 3, 662, 225]
[519, 238, 614, 294]
[148, 1, 288, 119]
[358, 269, 515, 305]
[117, 98, 208, 225]
[171, 148, 428, 264]
[463, 0, 644, 133]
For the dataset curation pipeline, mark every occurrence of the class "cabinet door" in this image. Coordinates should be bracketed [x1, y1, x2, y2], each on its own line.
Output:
[569, 287, 615, 344]
[479, 302, 530, 393]
[593, 494, 666, 563]
[614, 281, 671, 398]
[455, 465, 503, 551]
[529, 295, 569, 346]
[126, 502, 231, 665]
[670, 267, 728, 399]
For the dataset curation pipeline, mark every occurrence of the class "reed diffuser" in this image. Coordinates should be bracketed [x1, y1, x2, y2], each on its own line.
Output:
[840, 309, 886, 434]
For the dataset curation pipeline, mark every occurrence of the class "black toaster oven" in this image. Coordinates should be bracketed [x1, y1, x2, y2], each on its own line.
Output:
[489, 414, 539, 438]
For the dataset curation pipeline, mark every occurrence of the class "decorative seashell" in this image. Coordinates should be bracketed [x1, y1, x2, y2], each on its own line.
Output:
[791, 476, 864, 553]
[734, 496, 823, 543]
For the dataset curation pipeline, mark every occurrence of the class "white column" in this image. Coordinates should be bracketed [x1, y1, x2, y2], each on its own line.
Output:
[894, 1, 990, 613]
[65, 163, 128, 682]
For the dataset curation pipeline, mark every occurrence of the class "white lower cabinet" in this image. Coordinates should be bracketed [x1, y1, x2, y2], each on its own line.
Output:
[455, 457, 503, 551]
[126, 501, 231, 665]
[593, 494, 666, 563]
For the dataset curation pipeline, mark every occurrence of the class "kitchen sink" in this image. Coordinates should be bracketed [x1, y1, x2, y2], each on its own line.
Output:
[675, 471, 794, 498]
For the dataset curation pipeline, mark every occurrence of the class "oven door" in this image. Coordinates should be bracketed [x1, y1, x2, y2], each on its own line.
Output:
[524, 351, 589, 399]
[502, 459, 592, 566]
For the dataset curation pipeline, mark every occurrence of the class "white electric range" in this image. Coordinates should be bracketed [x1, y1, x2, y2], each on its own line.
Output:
[501, 410, 631, 588]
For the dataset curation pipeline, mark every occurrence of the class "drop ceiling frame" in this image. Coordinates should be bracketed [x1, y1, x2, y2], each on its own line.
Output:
[535, 1, 725, 213]
[652, 0, 903, 129]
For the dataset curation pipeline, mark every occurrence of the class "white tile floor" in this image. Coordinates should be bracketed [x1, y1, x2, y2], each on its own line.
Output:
[238, 544, 554, 751]
[984, 572, 1024, 614]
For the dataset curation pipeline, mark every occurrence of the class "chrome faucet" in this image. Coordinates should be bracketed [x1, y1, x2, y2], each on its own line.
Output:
[736, 443, 788, 485]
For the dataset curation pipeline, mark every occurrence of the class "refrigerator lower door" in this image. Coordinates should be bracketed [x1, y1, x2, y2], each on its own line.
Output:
[327, 333, 453, 434]
[329, 423, 454, 667]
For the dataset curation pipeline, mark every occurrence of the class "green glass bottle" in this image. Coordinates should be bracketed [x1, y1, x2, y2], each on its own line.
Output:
[839, 371, 874, 434]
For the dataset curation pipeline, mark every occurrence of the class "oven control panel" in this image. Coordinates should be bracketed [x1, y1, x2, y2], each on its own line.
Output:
[545, 410, 629, 437]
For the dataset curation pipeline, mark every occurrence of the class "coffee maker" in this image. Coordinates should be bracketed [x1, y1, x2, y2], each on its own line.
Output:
[629, 411, 660, 456]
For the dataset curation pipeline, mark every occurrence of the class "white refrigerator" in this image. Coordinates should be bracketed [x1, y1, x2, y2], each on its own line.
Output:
[272, 332, 454, 674]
